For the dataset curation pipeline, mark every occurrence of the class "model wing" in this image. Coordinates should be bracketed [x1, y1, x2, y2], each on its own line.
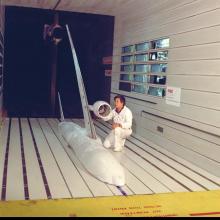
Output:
[66, 25, 97, 139]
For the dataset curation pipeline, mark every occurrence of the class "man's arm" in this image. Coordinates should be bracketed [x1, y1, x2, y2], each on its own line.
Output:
[112, 109, 132, 129]
[120, 109, 132, 129]
[112, 123, 122, 129]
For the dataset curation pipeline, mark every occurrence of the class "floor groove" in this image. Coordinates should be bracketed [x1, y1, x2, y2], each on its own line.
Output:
[0, 117, 219, 201]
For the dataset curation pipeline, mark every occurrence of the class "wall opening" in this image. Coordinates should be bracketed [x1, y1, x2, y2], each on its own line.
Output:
[4, 6, 114, 118]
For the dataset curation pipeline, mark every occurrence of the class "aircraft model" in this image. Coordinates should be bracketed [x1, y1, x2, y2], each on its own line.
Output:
[58, 25, 125, 186]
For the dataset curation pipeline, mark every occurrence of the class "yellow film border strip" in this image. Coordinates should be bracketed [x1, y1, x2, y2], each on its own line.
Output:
[0, 190, 220, 217]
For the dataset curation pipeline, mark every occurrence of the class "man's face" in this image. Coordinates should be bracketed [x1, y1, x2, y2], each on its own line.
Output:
[114, 98, 124, 109]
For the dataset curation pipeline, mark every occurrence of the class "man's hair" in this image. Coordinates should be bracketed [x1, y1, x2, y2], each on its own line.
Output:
[114, 95, 126, 106]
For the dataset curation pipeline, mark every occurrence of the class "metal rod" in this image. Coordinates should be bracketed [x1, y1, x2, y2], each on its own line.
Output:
[66, 25, 97, 139]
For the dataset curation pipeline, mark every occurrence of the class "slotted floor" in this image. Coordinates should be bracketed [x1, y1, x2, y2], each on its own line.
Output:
[0, 118, 220, 201]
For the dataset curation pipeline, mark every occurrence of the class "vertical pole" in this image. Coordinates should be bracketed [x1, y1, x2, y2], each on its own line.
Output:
[50, 45, 57, 116]
[50, 12, 59, 116]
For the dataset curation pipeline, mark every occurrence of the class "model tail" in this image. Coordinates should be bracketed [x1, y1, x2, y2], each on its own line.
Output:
[66, 24, 97, 139]
[58, 92, 65, 122]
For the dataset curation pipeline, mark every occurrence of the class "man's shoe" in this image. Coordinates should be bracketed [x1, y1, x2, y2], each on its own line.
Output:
[113, 146, 123, 152]
[103, 140, 111, 149]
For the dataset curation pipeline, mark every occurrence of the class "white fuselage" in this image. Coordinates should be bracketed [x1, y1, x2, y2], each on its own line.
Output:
[58, 121, 125, 186]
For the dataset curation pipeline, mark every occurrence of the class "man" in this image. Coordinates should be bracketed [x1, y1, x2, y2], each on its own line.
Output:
[103, 95, 132, 152]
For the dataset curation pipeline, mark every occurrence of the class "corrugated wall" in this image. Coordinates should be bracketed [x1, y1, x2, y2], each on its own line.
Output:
[111, 0, 220, 177]
[0, 0, 5, 122]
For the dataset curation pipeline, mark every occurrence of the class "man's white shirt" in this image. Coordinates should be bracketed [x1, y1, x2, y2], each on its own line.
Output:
[111, 106, 133, 129]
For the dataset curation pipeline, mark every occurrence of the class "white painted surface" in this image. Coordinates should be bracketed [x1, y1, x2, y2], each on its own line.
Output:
[6, 118, 24, 201]
[3, 0, 130, 15]
[20, 118, 47, 200]
[48, 118, 111, 198]
[29, 118, 71, 199]
[0, 119, 9, 193]
[111, 0, 220, 141]
[1, 118, 220, 201]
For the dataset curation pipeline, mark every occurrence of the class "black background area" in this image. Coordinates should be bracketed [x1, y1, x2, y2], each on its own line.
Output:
[4, 6, 114, 118]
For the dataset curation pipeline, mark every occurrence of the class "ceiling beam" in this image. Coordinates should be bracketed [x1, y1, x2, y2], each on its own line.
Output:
[53, 0, 61, 11]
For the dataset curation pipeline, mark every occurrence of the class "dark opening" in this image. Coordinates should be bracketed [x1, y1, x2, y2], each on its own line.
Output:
[4, 6, 114, 118]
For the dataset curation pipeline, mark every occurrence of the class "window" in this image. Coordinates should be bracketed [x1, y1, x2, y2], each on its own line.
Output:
[119, 82, 131, 92]
[149, 51, 168, 61]
[151, 64, 167, 73]
[135, 53, 148, 62]
[132, 84, 146, 94]
[121, 64, 133, 72]
[122, 45, 134, 54]
[135, 42, 149, 52]
[121, 55, 133, 63]
[151, 38, 169, 49]
[120, 74, 132, 82]
[119, 37, 169, 98]
[133, 74, 148, 83]
[148, 86, 166, 97]
[149, 75, 166, 85]
[134, 64, 149, 72]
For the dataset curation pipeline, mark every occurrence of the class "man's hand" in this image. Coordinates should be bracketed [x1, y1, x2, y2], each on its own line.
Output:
[112, 123, 122, 129]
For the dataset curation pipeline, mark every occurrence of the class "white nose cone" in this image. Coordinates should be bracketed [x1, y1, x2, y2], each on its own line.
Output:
[81, 148, 125, 186]
[59, 122, 126, 186]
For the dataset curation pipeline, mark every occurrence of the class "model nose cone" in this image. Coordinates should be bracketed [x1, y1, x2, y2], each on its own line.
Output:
[112, 175, 125, 186]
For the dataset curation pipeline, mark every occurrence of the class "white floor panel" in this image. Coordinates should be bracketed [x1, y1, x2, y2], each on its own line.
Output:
[93, 120, 189, 193]
[29, 118, 71, 199]
[20, 118, 47, 200]
[0, 118, 9, 197]
[38, 118, 93, 199]
[131, 132, 220, 187]
[47, 118, 94, 198]
[96, 120, 220, 191]
[47, 118, 113, 198]
[73, 119, 156, 195]
[93, 123, 171, 194]
[6, 118, 24, 201]
[0, 117, 220, 201]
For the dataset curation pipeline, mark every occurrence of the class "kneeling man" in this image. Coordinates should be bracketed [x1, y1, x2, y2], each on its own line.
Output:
[103, 95, 132, 152]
